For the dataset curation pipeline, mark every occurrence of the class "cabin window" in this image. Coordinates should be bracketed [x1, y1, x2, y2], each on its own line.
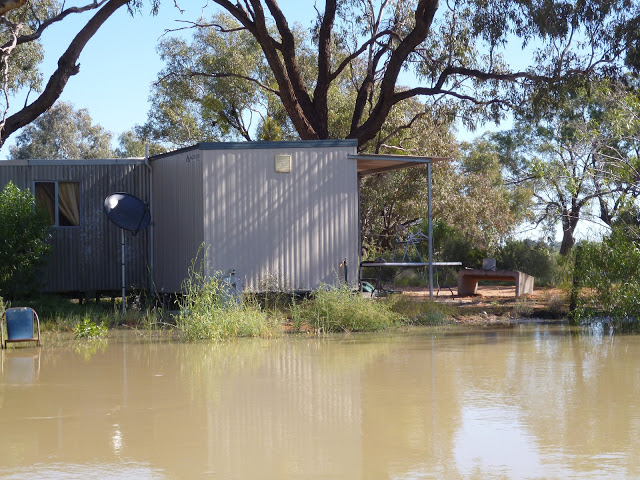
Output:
[34, 181, 80, 227]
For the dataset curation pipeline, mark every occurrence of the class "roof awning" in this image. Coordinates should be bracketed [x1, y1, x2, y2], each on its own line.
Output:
[348, 153, 451, 176]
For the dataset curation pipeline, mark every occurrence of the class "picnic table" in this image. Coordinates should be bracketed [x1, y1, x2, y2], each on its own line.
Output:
[457, 269, 534, 297]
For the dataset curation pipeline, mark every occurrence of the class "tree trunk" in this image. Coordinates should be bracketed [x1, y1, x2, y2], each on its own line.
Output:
[559, 209, 580, 256]
[559, 229, 575, 256]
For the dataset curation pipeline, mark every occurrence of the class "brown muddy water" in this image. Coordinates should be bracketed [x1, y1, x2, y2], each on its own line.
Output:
[1, 325, 639, 479]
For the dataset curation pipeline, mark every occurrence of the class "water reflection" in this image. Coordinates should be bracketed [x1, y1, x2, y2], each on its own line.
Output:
[0, 327, 639, 479]
[1, 463, 167, 479]
[1, 349, 40, 384]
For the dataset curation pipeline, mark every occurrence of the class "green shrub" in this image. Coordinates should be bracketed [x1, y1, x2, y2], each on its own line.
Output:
[251, 272, 296, 311]
[496, 239, 561, 286]
[432, 221, 487, 269]
[573, 230, 640, 329]
[74, 317, 108, 339]
[513, 297, 534, 317]
[15, 294, 164, 332]
[293, 285, 404, 333]
[0, 182, 52, 298]
[545, 294, 567, 318]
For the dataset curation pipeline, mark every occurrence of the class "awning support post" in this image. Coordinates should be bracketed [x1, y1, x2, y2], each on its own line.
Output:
[428, 161, 433, 301]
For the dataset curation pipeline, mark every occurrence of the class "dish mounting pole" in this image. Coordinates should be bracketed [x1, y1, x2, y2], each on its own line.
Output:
[121, 229, 126, 315]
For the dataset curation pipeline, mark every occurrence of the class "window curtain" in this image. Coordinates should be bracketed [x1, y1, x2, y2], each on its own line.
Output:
[34, 182, 55, 225]
[57, 182, 80, 226]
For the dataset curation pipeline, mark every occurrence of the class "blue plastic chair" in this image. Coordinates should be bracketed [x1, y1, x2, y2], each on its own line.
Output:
[1, 307, 41, 349]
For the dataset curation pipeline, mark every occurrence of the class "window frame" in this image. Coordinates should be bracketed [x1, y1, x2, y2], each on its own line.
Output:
[33, 181, 81, 228]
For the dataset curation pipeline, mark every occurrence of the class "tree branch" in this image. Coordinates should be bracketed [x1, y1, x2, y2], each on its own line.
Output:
[262, 0, 320, 134]
[8, 0, 109, 49]
[0, 0, 26, 16]
[349, 0, 440, 146]
[351, 40, 391, 134]
[156, 70, 280, 96]
[162, 19, 248, 37]
[214, 0, 318, 138]
[329, 29, 397, 82]
[0, 0, 129, 146]
[312, 0, 336, 133]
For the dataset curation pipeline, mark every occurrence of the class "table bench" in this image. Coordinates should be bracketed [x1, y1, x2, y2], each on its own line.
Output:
[457, 269, 534, 297]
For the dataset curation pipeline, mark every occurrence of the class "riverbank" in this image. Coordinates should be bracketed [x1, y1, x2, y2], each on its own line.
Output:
[6, 284, 569, 341]
[397, 285, 569, 325]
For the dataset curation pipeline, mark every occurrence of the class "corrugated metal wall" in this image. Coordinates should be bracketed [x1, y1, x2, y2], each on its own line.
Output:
[0, 160, 150, 293]
[151, 151, 204, 293]
[151, 141, 360, 292]
[200, 143, 359, 291]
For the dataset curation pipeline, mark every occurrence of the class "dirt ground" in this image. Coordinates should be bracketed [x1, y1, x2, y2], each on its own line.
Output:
[397, 284, 569, 323]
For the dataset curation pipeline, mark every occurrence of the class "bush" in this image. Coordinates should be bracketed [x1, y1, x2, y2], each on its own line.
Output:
[496, 239, 561, 286]
[0, 182, 51, 299]
[432, 221, 487, 269]
[74, 317, 108, 339]
[292, 285, 404, 333]
[573, 230, 640, 329]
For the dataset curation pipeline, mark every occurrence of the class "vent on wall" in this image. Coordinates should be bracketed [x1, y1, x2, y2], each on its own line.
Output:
[274, 154, 291, 173]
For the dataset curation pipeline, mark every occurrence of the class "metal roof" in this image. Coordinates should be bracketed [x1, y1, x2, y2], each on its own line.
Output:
[349, 153, 451, 176]
[0, 158, 146, 166]
[150, 139, 358, 160]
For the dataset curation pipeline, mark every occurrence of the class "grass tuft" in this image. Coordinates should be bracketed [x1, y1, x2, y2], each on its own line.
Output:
[292, 285, 404, 333]
[177, 258, 279, 340]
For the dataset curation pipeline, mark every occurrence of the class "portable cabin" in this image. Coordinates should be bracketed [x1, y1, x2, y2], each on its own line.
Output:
[0, 141, 442, 297]
[0, 159, 150, 295]
[150, 140, 360, 293]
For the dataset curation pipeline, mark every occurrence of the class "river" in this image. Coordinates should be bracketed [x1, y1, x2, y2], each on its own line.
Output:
[0, 325, 638, 479]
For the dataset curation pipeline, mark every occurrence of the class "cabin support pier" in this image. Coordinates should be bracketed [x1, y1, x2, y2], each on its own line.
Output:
[457, 269, 534, 297]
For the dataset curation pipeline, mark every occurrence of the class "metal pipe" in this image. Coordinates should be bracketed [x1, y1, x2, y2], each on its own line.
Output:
[428, 161, 434, 301]
[121, 229, 126, 315]
[357, 174, 362, 288]
[144, 143, 154, 295]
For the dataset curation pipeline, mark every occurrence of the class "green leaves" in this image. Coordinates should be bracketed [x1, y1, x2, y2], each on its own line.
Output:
[9, 101, 113, 159]
[114, 129, 166, 158]
[574, 227, 640, 328]
[494, 78, 640, 254]
[0, 182, 51, 298]
[144, 13, 294, 145]
[74, 317, 108, 339]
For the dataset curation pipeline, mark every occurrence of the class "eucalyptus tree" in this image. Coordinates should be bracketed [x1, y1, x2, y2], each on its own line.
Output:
[149, 0, 639, 150]
[359, 99, 457, 252]
[359, 102, 529, 255]
[9, 101, 113, 159]
[115, 128, 166, 157]
[144, 12, 308, 145]
[495, 81, 640, 255]
[0, 0, 159, 147]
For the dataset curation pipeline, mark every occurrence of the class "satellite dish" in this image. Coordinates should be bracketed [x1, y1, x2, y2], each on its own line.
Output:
[103, 192, 152, 315]
[103, 193, 150, 235]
